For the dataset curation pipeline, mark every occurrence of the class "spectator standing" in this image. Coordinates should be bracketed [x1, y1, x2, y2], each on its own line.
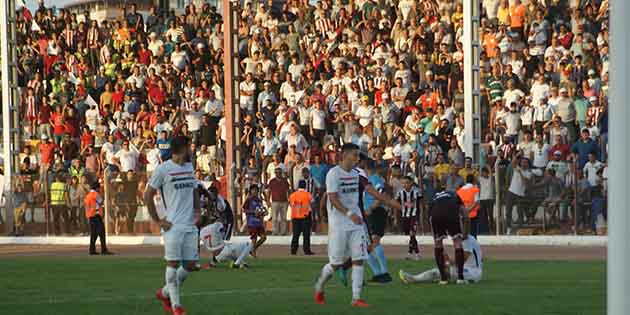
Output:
[267, 168, 290, 235]
[289, 180, 314, 255]
[85, 181, 112, 255]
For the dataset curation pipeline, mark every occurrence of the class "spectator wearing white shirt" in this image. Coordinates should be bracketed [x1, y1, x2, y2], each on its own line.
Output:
[184, 102, 205, 144]
[505, 156, 533, 234]
[309, 100, 327, 141]
[583, 152, 604, 187]
[239, 73, 256, 113]
[170, 44, 188, 71]
[531, 134, 551, 169]
[113, 140, 139, 172]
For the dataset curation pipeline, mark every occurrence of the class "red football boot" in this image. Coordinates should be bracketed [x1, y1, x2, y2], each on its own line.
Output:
[155, 288, 172, 314]
[172, 306, 187, 315]
[314, 291, 326, 305]
[351, 299, 370, 308]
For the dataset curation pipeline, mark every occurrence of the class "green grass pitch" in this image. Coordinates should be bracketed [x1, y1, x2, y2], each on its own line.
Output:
[0, 257, 605, 315]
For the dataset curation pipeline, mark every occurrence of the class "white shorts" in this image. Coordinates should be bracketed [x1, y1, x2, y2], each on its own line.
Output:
[163, 227, 199, 262]
[328, 228, 369, 265]
[216, 242, 249, 263]
[449, 266, 482, 283]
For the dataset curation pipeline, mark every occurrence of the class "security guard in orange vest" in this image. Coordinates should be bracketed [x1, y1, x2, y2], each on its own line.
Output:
[457, 174, 481, 237]
[289, 180, 314, 255]
[84, 181, 113, 255]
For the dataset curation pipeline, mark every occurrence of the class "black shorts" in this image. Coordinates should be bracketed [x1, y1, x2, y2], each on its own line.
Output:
[401, 216, 418, 235]
[368, 207, 387, 237]
[429, 211, 464, 241]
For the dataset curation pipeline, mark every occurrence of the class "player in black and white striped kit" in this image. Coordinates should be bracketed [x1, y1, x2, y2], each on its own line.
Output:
[396, 176, 422, 260]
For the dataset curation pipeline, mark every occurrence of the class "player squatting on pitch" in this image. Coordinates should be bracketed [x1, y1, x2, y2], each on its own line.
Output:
[314, 143, 400, 307]
[200, 220, 253, 269]
[144, 135, 200, 315]
[428, 189, 475, 284]
[400, 235, 483, 284]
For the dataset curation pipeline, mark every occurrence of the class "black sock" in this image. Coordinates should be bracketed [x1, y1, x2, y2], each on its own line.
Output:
[455, 248, 465, 280]
[410, 235, 419, 254]
[434, 247, 447, 281]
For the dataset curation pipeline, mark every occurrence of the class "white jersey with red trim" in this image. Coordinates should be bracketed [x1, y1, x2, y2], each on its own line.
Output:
[199, 222, 226, 252]
[148, 160, 197, 230]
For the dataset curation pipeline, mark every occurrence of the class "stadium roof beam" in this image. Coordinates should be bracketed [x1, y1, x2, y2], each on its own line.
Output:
[463, 0, 481, 165]
[1, 0, 20, 235]
[608, 1, 628, 314]
[223, 0, 240, 211]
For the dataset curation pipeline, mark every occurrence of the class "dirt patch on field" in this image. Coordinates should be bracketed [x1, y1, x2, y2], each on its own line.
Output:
[0, 244, 606, 261]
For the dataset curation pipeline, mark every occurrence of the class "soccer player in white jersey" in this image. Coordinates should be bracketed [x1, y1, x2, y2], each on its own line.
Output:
[144, 135, 200, 315]
[399, 234, 483, 284]
[314, 143, 399, 308]
[199, 220, 253, 269]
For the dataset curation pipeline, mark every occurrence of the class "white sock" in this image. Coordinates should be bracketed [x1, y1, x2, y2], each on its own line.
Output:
[235, 243, 252, 265]
[351, 265, 364, 301]
[411, 268, 441, 283]
[315, 263, 334, 292]
[164, 266, 177, 305]
[171, 266, 188, 307]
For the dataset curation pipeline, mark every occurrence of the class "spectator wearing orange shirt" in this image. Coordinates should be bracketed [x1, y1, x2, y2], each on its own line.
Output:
[509, 0, 526, 38]
[289, 180, 314, 255]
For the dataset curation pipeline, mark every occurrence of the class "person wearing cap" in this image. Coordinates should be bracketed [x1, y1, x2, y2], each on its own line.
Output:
[289, 180, 314, 255]
[257, 81, 277, 112]
[85, 181, 112, 255]
[546, 150, 570, 180]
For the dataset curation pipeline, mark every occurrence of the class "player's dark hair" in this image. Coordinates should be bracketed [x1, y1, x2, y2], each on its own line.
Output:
[298, 180, 306, 189]
[402, 175, 414, 182]
[341, 143, 359, 153]
[250, 184, 259, 192]
[170, 135, 190, 155]
[466, 174, 476, 184]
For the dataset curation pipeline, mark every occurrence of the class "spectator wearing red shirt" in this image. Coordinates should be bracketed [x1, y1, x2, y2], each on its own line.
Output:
[148, 79, 166, 107]
[548, 134, 571, 160]
[39, 135, 57, 168]
[266, 168, 290, 235]
[37, 97, 52, 139]
[80, 126, 94, 153]
[64, 107, 81, 139]
[137, 41, 152, 66]
[50, 106, 66, 144]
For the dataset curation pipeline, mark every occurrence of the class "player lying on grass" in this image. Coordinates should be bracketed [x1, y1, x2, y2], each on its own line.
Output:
[400, 234, 483, 284]
[199, 218, 253, 269]
[242, 185, 267, 257]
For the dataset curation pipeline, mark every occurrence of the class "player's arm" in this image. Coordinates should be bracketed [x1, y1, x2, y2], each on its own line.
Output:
[143, 185, 172, 231]
[365, 184, 401, 210]
[328, 192, 362, 225]
[193, 186, 201, 225]
[459, 204, 471, 239]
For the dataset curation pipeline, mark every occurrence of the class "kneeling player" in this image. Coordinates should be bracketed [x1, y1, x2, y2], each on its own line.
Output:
[400, 234, 483, 284]
[426, 189, 470, 284]
[200, 220, 252, 269]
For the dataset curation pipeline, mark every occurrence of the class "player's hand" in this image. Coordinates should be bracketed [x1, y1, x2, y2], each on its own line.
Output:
[159, 219, 172, 231]
[350, 213, 363, 225]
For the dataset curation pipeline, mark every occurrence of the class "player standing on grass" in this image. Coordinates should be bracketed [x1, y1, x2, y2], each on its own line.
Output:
[314, 144, 399, 307]
[397, 176, 422, 261]
[144, 135, 200, 315]
[427, 188, 470, 285]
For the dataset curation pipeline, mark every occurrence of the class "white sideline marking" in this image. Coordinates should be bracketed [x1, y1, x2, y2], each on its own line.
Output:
[0, 285, 318, 306]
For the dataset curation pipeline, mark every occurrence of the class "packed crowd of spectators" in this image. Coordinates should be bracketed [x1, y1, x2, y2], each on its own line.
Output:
[2, 0, 610, 236]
